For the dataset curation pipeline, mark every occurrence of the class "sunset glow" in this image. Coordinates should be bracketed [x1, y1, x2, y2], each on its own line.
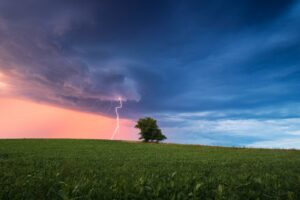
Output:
[0, 81, 6, 89]
[0, 98, 138, 140]
[0, 72, 8, 91]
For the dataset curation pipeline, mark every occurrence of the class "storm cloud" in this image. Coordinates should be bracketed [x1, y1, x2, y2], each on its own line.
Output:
[1, 0, 300, 146]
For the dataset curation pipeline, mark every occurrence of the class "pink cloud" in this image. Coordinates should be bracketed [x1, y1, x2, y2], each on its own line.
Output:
[0, 97, 138, 140]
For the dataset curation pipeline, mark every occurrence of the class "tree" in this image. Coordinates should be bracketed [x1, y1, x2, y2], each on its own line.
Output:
[135, 117, 167, 142]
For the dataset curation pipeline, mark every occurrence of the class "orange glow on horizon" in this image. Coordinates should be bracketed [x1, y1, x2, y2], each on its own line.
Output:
[0, 97, 138, 140]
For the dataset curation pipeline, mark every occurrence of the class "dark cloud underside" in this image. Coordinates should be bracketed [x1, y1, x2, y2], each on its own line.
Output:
[0, 0, 299, 120]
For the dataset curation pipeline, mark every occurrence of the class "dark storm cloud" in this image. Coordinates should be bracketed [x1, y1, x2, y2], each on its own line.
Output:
[0, 0, 141, 115]
[0, 0, 299, 122]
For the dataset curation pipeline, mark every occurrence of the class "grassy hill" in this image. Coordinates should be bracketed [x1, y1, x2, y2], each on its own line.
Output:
[0, 139, 300, 199]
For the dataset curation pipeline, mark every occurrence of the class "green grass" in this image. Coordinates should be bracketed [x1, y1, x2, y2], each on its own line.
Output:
[0, 139, 300, 199]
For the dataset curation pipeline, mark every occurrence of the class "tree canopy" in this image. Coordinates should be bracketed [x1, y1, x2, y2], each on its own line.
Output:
[135, 117, 166, 142]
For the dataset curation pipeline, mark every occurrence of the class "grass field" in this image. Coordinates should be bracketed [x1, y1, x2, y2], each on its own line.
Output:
[0, 139, 300, 199]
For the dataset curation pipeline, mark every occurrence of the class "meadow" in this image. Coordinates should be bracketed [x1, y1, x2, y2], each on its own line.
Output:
[0, 139, 300, 199]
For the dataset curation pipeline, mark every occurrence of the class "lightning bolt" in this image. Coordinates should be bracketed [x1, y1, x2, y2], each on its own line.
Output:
[111, 97, 123, 140]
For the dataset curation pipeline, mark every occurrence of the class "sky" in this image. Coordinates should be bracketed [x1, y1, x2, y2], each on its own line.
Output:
[0, 0, 300, 148]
